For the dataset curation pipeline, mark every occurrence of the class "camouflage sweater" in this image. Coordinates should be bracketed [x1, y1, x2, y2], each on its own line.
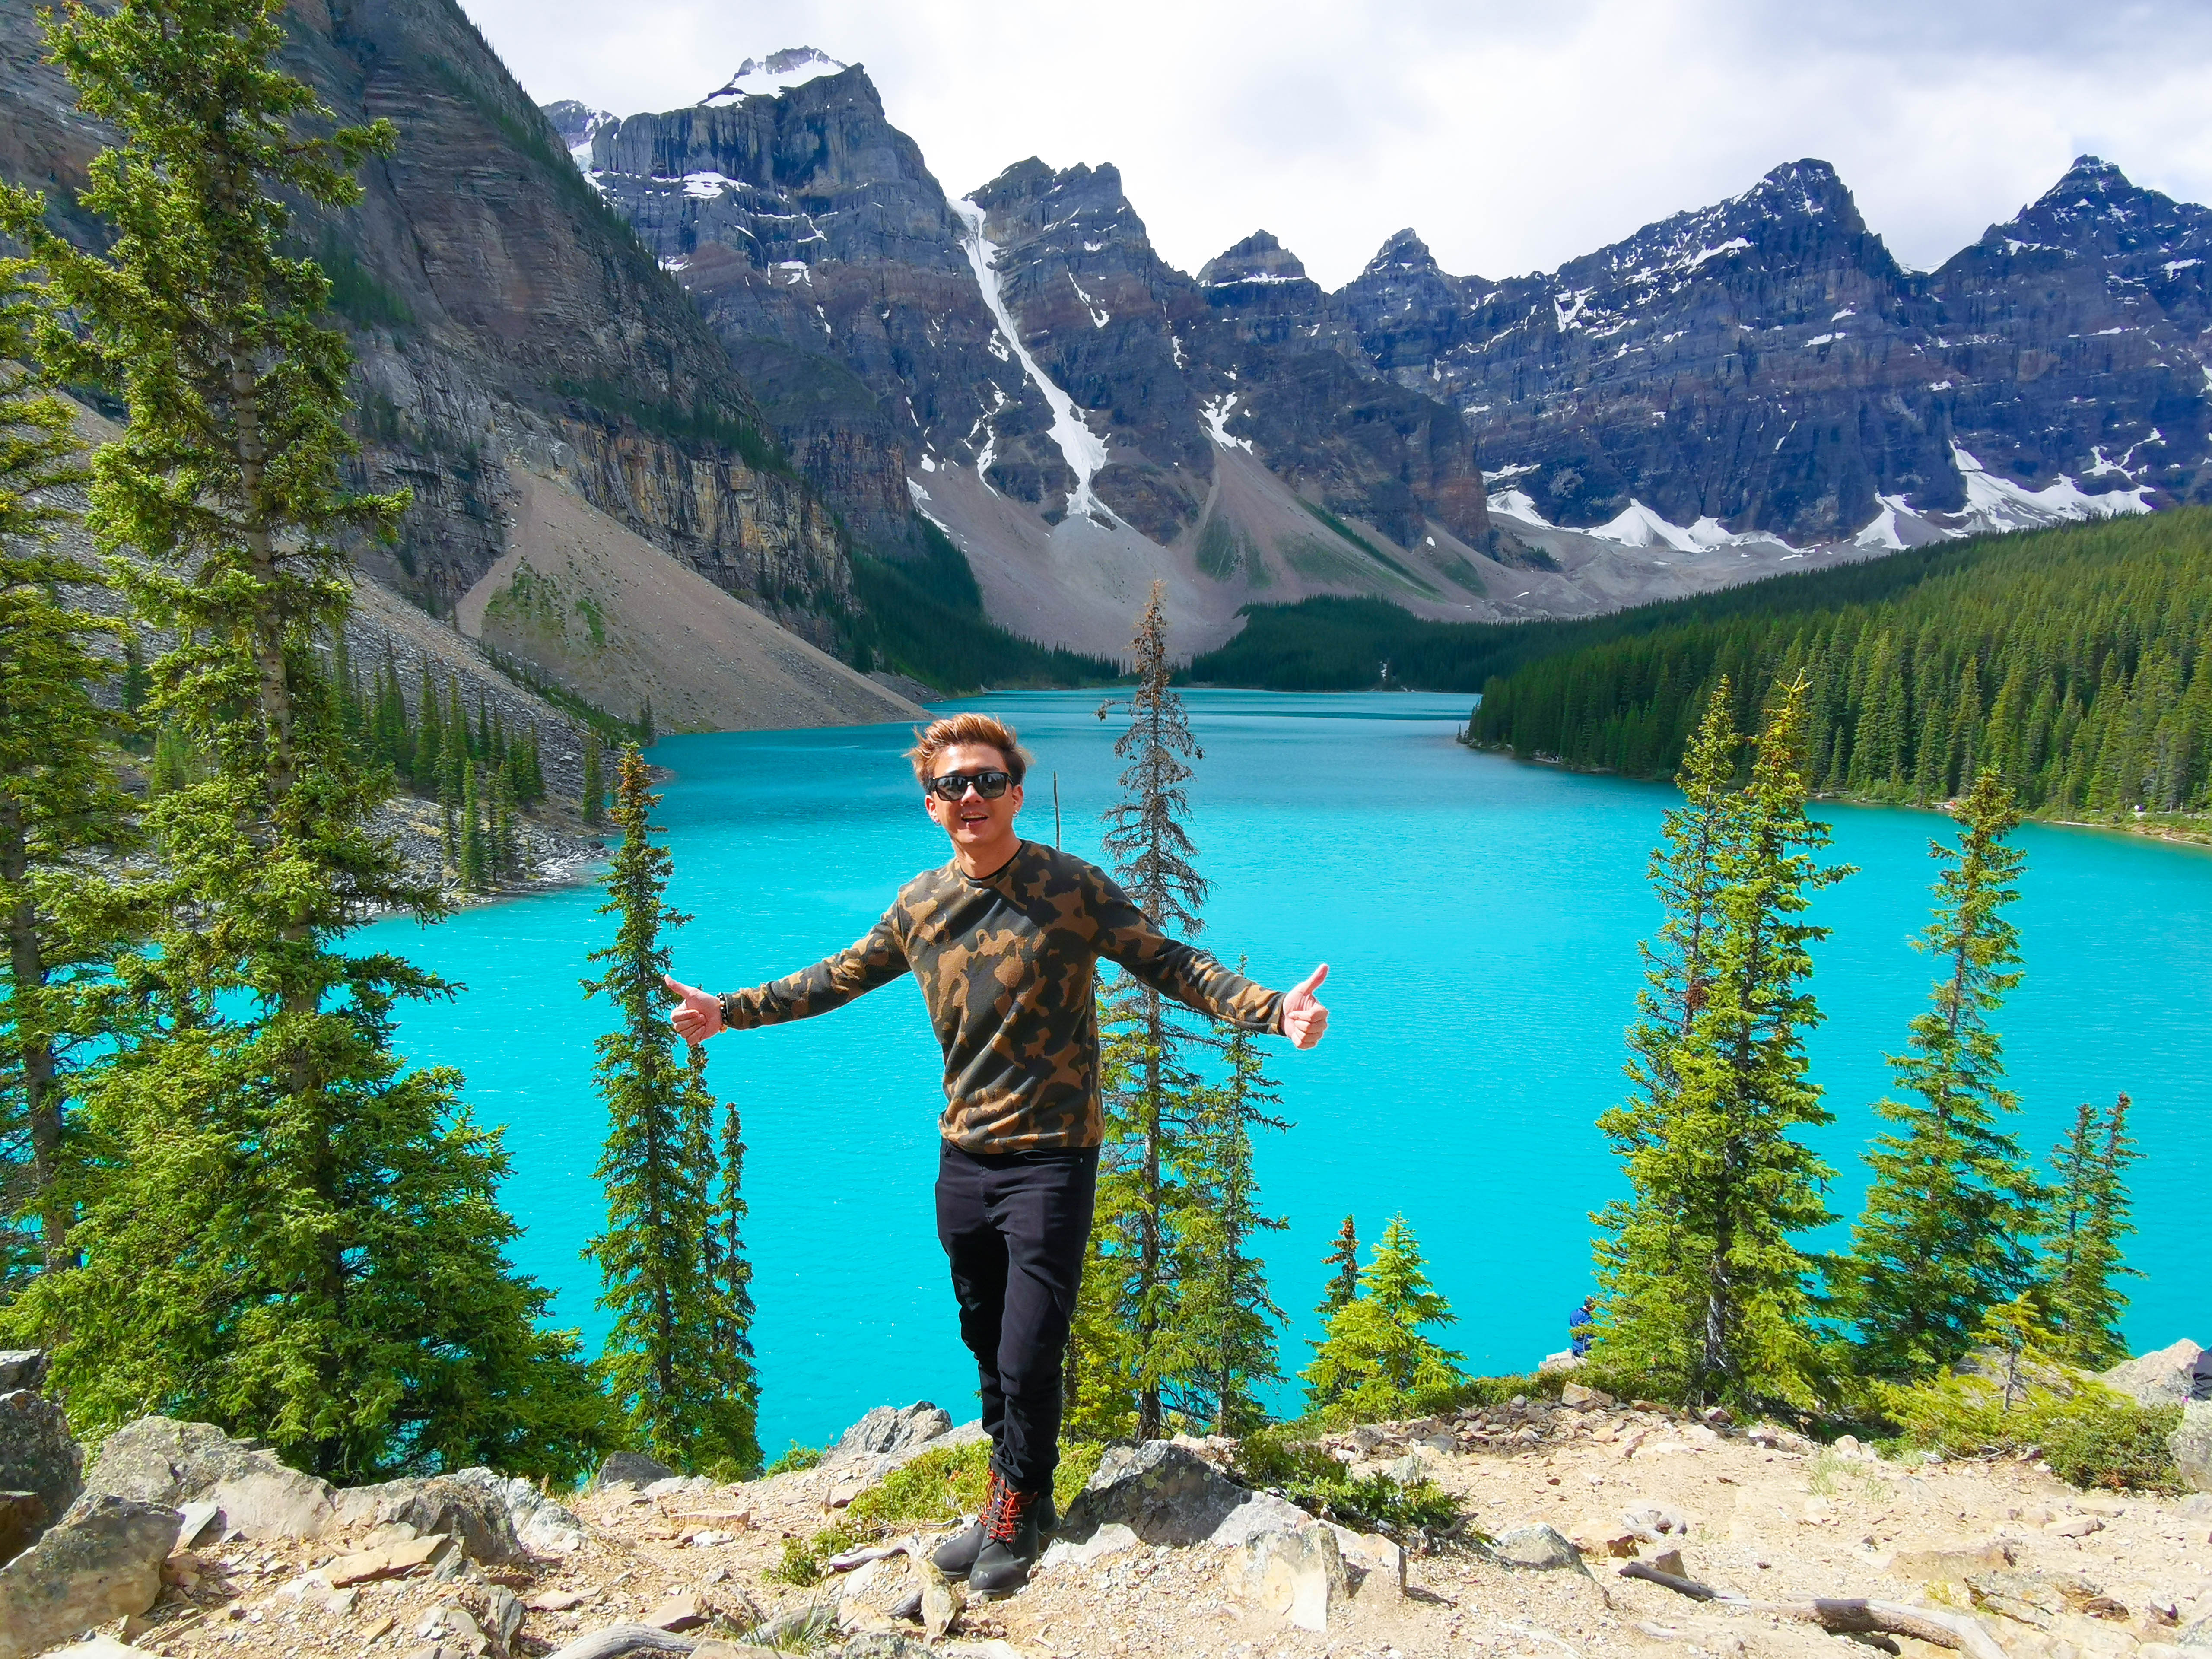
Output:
[717, 841, 1284, 1152]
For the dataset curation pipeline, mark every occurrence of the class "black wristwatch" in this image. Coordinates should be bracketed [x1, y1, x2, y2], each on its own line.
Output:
[717, 992, 739, 1029]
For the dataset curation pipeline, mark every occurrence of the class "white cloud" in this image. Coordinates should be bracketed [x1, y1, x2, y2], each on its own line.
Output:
[466, 0, 2212, 288]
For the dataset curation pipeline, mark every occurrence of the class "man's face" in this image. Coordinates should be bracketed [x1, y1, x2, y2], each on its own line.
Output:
[922, 741, 1024, 852]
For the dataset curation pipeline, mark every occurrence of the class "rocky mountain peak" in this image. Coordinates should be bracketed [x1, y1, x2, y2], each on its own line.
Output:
[700, 47, 848, 106]
[1199, 231, 1307, 288]
[1735, 157, 1854, 219]
[1987, 153, 2212, 259]
[543, 99, 615, 168]
[1362, 228, 1439, 278]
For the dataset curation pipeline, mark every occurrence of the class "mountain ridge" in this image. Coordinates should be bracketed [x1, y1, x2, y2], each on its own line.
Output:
[551, 52, 2208, 656]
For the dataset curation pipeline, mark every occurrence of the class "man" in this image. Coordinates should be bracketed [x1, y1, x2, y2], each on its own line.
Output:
[667, 711, 1329, 1596]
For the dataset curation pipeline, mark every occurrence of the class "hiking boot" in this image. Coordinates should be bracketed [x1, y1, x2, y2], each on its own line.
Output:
[968, 1484, 1048, 1598]
[929, 1468, 1007, 1579]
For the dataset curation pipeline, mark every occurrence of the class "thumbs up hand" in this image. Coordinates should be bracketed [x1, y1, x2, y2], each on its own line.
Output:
[664, 975, 723, 1044]
[1280, 963, 1330, 1050]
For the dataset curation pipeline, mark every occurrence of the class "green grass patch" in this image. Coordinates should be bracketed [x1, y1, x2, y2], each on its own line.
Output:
[1231, 1427, 1464, 1539]
[1299, 500, 1440, 596]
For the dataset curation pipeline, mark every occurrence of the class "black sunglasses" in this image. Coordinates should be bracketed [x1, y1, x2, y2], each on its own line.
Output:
[928, 769, 1012, 801]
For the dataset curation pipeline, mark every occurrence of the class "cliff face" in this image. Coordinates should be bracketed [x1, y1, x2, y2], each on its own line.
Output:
[569, 60, 1500, 652]
[0, 0, 856, 651]
[1329, 158, 2208, 542]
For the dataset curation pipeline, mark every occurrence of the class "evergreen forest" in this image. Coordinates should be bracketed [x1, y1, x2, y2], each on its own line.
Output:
[1464, 512, 2212, 819]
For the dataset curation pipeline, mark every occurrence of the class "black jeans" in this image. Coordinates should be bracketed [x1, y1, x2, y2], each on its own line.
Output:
[935, 1140, 1099, 1495]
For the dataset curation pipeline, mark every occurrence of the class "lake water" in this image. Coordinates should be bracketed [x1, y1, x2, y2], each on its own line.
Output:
[357, 690, 2210, 1454]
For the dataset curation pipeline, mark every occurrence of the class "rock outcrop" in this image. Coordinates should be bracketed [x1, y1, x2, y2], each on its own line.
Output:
[0, 0, 864, 689]
[2172, 1401, 2212, 1492]
[2102, 1338, 2212, 1407]
[0, 1495, 178, 1659]
[69, 1417, 334, 1544]
[0, 1352, 79, 1562]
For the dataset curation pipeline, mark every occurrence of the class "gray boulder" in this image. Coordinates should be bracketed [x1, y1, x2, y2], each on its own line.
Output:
[0, 1388, 82, 1549]
[1232, 1526, 1345, 1633]
[1060, 1440, 1267, 1546]
[2102, 1340, 2212, 1407]
[0, 1495, 179, 1659]
[457, 1468, 588, 1556]
[330, 1469, 524, 1564]
[72, 1417, 333, 1542]
[0, 1353, 48, 1393]
[1487, 1522, 1589, 1575]
[2169, 1401, 2212, 1493]
[822, 1403, 954, 1466]
[591, 1450, 677, 1491]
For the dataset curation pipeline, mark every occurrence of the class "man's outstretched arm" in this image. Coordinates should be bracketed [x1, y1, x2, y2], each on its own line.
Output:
[667, 913, 909, 1042]
[1089, 873, 1331, 1049]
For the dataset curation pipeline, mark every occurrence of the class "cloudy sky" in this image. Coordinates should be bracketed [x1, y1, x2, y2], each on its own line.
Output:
[460, 0, 2212, 289]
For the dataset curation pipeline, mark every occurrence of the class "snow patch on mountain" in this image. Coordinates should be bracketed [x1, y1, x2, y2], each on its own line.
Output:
[1200, 394, 1254, 454]
[1489, 444, 2148, 563]
[1948, 444, 2154, 532]
[954, 197, 1115, 524]
[701, 48, 846, 106]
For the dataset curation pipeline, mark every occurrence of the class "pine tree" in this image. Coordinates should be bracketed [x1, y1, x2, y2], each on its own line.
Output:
[0, 0, 609, 1478]
[585, 747, 760, 1474]
[1317, 1216, 1360, 1321]
[1592, 683, 1741, 1387]
[447, 677, 468, 762]
[1592, 679, 1847, 1406]
[412, 661, 442, 783]
[1091, 580, 1211, 1439]
[582, 733, 605, 826]
[1300, 1216, 1465, 1420]
[0, 257, 136, 1287]
[1168, 996, 1288, 1434]
[706, 1093, 760, 1459]
[460, 763, 486, 890]
[2040, 1094, 2139, 1369]
[1839, 769, 2043, 1378]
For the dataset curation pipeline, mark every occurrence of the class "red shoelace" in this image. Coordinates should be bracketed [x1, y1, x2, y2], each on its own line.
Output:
[986, 1481, 1036, 1544]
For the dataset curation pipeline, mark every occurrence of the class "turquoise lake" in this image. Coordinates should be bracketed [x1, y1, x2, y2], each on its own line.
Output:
[356, 690, 2210, 1454]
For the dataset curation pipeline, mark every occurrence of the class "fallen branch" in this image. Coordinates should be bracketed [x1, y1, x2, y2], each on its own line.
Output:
[1618, 1563, 2009, 1659]
[542, 1625, 698, 1659]
[826, 1539, 915, 1572]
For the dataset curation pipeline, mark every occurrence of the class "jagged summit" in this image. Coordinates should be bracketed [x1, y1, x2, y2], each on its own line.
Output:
[700, 47, 847, 105]
[1199, 230, 1307, 287]
[1362, 229, 1439, 278]
[1730, 156, 1853, 216]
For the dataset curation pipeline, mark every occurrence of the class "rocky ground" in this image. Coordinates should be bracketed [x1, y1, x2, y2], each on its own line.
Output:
[7, 1359, 2209, 1659]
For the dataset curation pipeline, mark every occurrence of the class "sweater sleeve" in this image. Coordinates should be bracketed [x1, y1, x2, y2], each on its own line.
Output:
[719, 907, 910, 1029]
[1086, 867, 1284, 1033]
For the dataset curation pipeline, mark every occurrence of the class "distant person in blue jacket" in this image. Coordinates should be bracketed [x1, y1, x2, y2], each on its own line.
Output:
[1571, 1297, 1596, 1358]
